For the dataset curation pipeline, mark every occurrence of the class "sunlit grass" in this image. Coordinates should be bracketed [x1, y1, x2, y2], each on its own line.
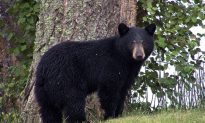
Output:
[103, 110, 205, 123]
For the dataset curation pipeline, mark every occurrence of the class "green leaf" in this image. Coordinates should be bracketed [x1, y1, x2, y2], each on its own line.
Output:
[143, 17, 147, 21]
[21, 45, 27, 51]
[18, 17, 26, 24]
[7, 33, 13, 41]
[194, 0, 200, 4]
[191, 17, 197, 23]
[183, 66, 193, 74]
[158, 37, 166, 48]
[147, 1, 152, 8]
[13, 48, 20, 55]
[189, 40, 198, 49]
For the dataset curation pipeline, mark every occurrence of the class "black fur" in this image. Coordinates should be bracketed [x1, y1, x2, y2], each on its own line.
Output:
[34, 23, 156, 123]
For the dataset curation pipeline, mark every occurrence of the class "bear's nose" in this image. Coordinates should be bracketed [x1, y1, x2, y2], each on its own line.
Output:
[136, 55, 143, 61]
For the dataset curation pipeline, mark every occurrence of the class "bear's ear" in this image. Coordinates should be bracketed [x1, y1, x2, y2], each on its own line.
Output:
[118, 23, 129, 36]
[145, 23, 156, 36]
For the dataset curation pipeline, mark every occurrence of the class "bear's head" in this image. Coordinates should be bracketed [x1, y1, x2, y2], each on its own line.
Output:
[117, 23, 156, 62]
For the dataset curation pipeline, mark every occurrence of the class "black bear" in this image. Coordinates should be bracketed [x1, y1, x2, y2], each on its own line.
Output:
[34, 23, 156, 123]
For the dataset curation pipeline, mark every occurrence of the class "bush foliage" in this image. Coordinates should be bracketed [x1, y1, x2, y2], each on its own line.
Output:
[0, 0, 39, 122]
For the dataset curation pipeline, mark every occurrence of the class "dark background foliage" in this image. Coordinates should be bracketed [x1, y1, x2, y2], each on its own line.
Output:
[0, 0, 39, 121]
[131, 0, 205, 111]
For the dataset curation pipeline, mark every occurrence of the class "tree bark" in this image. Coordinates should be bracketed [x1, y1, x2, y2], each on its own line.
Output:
[21, 0, 136, 122]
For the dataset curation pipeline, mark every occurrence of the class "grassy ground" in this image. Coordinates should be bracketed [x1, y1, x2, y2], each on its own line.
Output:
[103, 110, 205, 123]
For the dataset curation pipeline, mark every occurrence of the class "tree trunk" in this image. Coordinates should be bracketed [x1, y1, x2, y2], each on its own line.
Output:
[21, 0, 136, 122]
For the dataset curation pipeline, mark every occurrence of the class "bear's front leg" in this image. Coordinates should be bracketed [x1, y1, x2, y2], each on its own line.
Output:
[98, 86, 120, 120]
[115, 88, 128, 117]
[115, 78, 135, 117]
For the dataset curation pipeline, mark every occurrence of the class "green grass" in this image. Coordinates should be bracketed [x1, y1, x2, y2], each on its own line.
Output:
[104, 110, 205, 123]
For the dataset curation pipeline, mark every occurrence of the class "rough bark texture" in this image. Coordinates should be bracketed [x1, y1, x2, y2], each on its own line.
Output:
[21, 0, 136, 122]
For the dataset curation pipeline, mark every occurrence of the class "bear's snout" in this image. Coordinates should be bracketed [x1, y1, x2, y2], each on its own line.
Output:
[132, 42, 145, 61]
